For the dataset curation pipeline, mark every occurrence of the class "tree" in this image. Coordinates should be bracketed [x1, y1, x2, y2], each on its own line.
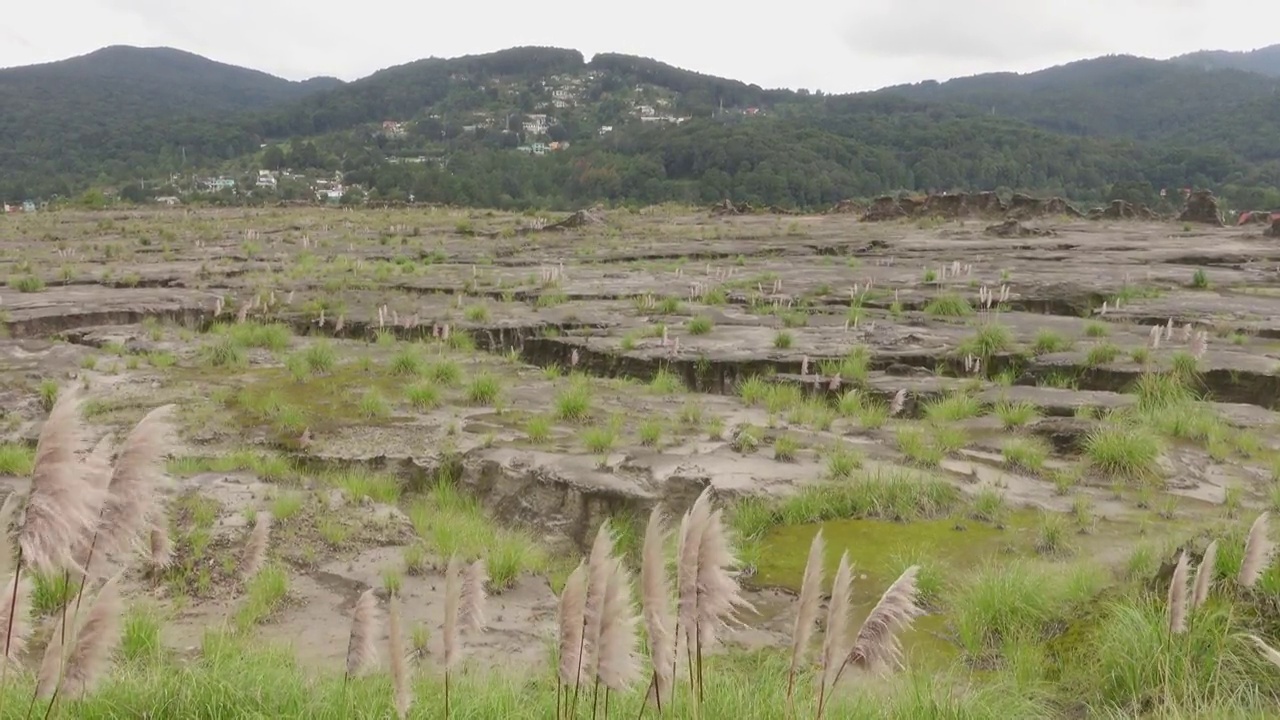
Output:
[261, 145, 286, 170]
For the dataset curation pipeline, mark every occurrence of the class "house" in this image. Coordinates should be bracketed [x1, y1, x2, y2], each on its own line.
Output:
[598, 125, 614, 136]
[255, 170, 277, 188]
[154, 196, 181, 206]
[22, 200, 36, 212]
[318, 185, 345, 203]
[381, 121, 407, 138]
[634, 104, 655, 117]
[548, 141, 570, 151]
[744, 107, 761, 116]
[517, 143, 550, 156]
[200, 177, 236, 192]
[552, 99, 571, 109]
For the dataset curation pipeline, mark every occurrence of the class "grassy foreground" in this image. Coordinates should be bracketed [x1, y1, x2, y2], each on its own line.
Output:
[0, 630, 1048, 719]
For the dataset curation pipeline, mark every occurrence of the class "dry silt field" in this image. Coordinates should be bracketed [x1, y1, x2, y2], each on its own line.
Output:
[3, 205, 1280, 718]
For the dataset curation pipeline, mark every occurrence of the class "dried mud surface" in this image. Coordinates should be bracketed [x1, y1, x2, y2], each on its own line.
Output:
[2, 207, 1278, 673]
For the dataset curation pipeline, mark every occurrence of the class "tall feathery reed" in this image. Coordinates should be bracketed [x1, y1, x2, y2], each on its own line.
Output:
[1248, 634, 1280, 670]
[1168, 551, 1189, 634]
[6, 389, 103, 691]
[815, 551, 852, 720]
[690, 489, 752, 703]
[1239, 512, 1272, 588]
[819, 565, 923, 719]
[842, 565, 923, 674]
[460, 558, 488, 635]
[56, 574, 122, 702]
[388, 592, 411, 720]
[240, 511, 272, 581]
[675, 500, 702, 705]
[90, 405, 174, 568]
[556, 561, 588, 720]
[0, 573, 31, 668]
[639, 507, 674, 716]
[786, 529, 825, 717]
[443, 555, 462, 719]
[345, 588, 378, 680]
[1192, 539, 1217, 609]
[596, 557, 642, 720]
[577, 521, 616, 718]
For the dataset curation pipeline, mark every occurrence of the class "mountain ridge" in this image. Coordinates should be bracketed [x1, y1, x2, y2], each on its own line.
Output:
[3, 43, 1279, 211]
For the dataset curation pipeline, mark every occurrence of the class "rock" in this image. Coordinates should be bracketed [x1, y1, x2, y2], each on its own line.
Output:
[827, 199, 863, 214]
[541, 207, 606, 230]
[860, 195, 909, 222]
[1006, 193, 1083, 220]
[1271, 218, 1280, 237]
[985, 219, 1056, 237]
[1178, 190, 1224, 226]
[1086, 199, 1159, 221]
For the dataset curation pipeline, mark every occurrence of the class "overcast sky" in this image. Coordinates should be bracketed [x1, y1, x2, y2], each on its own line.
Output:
[3, 0, 1277, 92]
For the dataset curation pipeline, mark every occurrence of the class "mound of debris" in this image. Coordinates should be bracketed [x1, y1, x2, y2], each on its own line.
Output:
[1271, 218, 1280, 237]
[709, 199, 752, 216]
[859, 191, 1008, 222]
[984, 219, 1056, 237]
[1006, 193, 1084, 220]
[542, 207, 606, 230]
[827, 199, 863, 214]
[1086, 199, 1160, 221]
[1237, 210, 1279, 226]
[1178, 190, 1224, 226]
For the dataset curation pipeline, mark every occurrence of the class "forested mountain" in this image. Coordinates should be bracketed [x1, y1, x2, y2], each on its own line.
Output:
[0, 46, 341, 196]
[3, 44, 1279, 211]
[875, 55, 1280, 157]
[1172, 44, 1280, 77]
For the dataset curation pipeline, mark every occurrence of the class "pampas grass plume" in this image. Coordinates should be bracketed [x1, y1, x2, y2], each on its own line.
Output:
[61, 573, 123, 698]
[1248, 634, 1280, 670]
[35, 613, 66, 699]
[1168, 551, 1189, 634]
[460, 558, 488, 635]
[847, 565, 924, 672]
[0, 573, 32, 663]
[1239, 512, 1272, 588]
[582, 520, 616, 678]
[693, 503, 753, 649]
[21, 388, 105, 575]
[1192, 539, 1217, 609]
[388, 592, 411, 719]
[345, 587, 378, 678]
[0, 492, 19, 578]
[443, 555, 462, 669]
[820, 551, 853, 692]
[788, 530, 825, 683]
[149, 520, 173, 570]
[240, 511, 272, 581]
[557, 561, 588, 686]
[97, 405, 174, 558]
[640, 507, 674, 706]
[596, 557, 642, 692]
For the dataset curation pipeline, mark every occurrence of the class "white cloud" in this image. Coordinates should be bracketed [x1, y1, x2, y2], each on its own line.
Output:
[2, 0, 1278, 92]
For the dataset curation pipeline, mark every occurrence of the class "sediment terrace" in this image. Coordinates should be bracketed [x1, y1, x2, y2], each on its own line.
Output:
[1, 206, 1278, 675]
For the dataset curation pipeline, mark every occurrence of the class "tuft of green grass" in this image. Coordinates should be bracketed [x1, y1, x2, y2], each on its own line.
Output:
[687, 315, 714, 335]
[233, 563, 290, 632]
[1084, 423, 1162, 483]
[1032, 329, 1072, 355]
[553, 381, 593, 422]
[773, 331, 793, 349]
[1003, 436, 1051, 473]
[924, 293, 973, 317]
[0, 442, 35, 475]
[406, 381, 441, 410]
[993, 401, 1038, 429]
[465, 374, 502, 405]
[959, 323, 1014, 358]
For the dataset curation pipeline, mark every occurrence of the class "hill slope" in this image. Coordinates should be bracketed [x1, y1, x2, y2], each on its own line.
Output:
[3, 45, 1280, 210]
[0, 46, 341, 194]
[875, 55, 1280, 158]
[1172, 44, 1280, 77]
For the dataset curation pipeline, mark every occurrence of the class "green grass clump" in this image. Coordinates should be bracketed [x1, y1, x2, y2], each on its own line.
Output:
[405, 481, 547, 589]
[405, 382, 441, 410]
[0, 442, 35, 475]
[199, 335, 248, 368]
[390, 347, 424, 376]
[924, 293, 973, 317]
[465, 374, 502, 405]
[923, 393, 982, 423]
[553, 381, 593, 422]
[1084, 423, 1162, 482]
[959, 323, 1014, 358]
[687, 315, 714, 335]
[993, 401, 1038, 429]
[732, 471, 960, 537]
[1032, 329, 1072, 355]
[224, 321, 293, 352]
[1003, 436, 1051, 473]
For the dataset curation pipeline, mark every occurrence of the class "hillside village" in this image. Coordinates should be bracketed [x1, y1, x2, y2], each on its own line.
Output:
[6, 67, 772, 208]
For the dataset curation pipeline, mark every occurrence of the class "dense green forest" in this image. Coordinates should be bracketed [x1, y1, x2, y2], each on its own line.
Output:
[3, 44, 1279, 210]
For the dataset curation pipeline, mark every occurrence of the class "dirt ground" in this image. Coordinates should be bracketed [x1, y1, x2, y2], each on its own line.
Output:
[1, 206, 1277, 673]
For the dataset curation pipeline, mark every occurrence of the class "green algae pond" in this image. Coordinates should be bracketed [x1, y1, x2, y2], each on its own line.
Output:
[744, 508, 1202, 665]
